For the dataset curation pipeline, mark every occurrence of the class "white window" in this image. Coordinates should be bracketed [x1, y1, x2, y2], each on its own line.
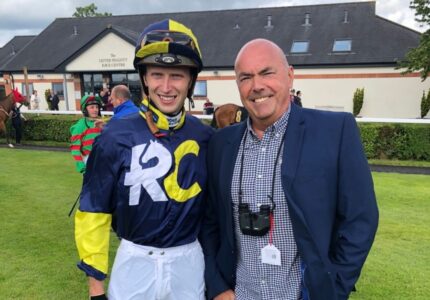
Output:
[333, 39, 352, 52]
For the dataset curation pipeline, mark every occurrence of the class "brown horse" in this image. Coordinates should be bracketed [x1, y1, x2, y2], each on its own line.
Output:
[211, 103, 248, 129]
[0, 88, 27, 146]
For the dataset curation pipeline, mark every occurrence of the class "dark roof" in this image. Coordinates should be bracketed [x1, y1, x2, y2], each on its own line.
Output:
[0, 36, 35, 69]
[1, 1, 420, 72]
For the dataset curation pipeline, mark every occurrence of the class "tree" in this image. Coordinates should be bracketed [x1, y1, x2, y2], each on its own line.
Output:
[353, 88, 364, 117]
[397, 0, 430, 81]
[421, 89, 430, 118]
[73, 3, 112, 17]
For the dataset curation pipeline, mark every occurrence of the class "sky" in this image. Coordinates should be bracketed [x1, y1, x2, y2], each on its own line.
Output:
[0, 0, 427, 47]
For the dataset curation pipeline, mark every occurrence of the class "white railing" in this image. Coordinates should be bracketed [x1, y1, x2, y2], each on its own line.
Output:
[21, 110, 430, 123]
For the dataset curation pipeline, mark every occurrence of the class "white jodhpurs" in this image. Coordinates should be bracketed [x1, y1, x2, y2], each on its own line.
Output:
[107, 239, 205, 300]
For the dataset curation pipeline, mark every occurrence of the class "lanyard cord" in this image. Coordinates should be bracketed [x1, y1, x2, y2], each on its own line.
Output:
[238, 128, 287, 212]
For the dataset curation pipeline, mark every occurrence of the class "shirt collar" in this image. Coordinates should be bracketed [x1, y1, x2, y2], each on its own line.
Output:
[246, 105, 291, 139]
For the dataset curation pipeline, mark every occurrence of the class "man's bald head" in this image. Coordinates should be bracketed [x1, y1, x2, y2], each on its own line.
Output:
[110, 85, 131, 108]
[233, 38, 294, 135]
[234, 39, 290, 71]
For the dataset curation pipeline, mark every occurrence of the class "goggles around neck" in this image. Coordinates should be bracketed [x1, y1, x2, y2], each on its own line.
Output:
[139, 97, 186, 137]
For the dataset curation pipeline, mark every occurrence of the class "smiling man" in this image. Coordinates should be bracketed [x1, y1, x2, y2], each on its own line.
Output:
[74, 19, 212, 300]
[200, 39, 378, 300]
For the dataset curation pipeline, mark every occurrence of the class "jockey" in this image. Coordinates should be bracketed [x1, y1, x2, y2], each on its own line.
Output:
[75, 19, 213, 300]
[69, 95, 103, 173]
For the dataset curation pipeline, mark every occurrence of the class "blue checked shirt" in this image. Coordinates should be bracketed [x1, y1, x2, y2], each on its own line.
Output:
[231, 108, 302, 300]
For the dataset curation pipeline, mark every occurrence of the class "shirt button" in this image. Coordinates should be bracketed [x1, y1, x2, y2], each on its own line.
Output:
[261, 279, 266, 284]
[261, 147, 266, 152]
[160, 251, 165, 255]
[148, 251, 153, 255]
[257, 174, 262, 179]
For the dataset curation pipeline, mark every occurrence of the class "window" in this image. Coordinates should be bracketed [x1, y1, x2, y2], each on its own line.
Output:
[21, 83, 34, 96]
[193, 81, 207, 97]
[291, 41, 309, 53]
[52, 83, 64, 99]
[82, 73, 103, 96]
[333, 39, 352, 52]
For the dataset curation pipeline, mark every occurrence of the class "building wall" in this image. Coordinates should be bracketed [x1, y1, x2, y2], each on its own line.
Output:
[10, 73, 76, 111]
[66, 33, 134, 72]
[198, 67, 430, 118]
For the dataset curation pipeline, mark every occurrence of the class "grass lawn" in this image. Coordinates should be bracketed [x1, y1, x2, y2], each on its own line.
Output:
[0, 148, 429, 299]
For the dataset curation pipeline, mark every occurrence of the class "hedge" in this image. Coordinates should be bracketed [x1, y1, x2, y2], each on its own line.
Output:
[359, 123, 430, 160]
[5, 115, 430, 161]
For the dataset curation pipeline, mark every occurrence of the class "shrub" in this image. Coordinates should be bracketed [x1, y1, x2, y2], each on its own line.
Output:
[421, 89, 430, 118]
[358, 123, 430, 160]
[6, 115, 430, 161]
[353, 88, 364, 117]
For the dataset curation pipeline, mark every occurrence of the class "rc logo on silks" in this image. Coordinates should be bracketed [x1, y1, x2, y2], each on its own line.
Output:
[124, 140, 201, 205]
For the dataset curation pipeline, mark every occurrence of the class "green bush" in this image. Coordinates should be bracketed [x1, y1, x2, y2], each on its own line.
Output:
[359, 123, 430, 160]
[6, 115, 430, 161]
[8, 114, 81, 143]
[353, 88, 364, 117]
[421, 89, 430, 118]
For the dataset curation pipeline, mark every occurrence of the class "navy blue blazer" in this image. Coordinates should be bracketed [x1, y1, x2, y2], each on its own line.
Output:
[200, 104, 378, 300]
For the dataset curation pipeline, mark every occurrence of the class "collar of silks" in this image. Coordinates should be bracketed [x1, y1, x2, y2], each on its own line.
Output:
[139, 97, 186, 138]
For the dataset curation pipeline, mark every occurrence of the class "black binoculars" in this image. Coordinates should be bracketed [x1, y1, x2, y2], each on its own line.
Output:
[238, 203, 271, 236]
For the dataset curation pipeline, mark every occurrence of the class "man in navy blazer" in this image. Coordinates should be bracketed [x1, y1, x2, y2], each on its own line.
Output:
[200, 39, 378, 300]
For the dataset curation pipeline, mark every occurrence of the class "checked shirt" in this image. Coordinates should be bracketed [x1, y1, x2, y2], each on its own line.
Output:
[231, 108, 302, 300]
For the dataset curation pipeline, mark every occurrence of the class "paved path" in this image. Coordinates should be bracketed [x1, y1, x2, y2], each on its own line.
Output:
[2, 144, 430, 175]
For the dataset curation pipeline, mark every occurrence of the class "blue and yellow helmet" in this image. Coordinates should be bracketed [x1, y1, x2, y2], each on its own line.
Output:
[134, 19, 203, 99]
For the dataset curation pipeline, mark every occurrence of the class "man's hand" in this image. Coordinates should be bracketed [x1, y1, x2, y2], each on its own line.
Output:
[214, 289, 235, 300]
[89, 277, 105, 297]
[94, 119, 105, 129]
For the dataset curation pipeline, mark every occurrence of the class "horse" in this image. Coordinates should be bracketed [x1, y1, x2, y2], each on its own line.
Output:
[0, 88, 27, 147]
[211, 103, 248, 129]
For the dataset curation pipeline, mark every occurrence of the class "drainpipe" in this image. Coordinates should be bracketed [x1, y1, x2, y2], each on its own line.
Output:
[63, 74, 69, 110]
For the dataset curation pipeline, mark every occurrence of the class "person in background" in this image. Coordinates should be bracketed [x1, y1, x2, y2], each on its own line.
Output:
[109, 84, 139, 120]
[290, 88, 296, 103]
[30, 90, 40, 110]
[75, 19, 212, 300]
[203, 99, 214, 115]
[200, 38, 378, 300]
[100, 88, 113, 111]
[10, 102, 26, 146]
[69, 95, 103, 173]
[51, 91, 60, 111]
[294, 90, 303, 107]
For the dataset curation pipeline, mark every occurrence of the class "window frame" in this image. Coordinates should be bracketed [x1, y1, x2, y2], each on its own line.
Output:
[332, 39, 352, 52]
[290, 40, 310, 54]
[193, 80, 207, 97]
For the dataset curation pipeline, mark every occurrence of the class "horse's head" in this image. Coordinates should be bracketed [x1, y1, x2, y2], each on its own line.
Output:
[12, 88, 27, 104]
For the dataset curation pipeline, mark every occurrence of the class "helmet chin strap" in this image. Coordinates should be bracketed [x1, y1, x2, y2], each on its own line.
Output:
[139, 97, 186, 138]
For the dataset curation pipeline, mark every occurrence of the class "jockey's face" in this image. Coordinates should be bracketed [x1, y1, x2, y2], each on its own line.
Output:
[143, 66, 192, 115]
[86, 104, 99, 118]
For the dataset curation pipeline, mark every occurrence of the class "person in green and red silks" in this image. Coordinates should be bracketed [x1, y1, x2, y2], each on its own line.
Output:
[70, 95, 104, 173]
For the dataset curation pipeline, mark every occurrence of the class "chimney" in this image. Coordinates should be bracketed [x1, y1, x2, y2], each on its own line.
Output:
[304, 13, 311, 26]
[343, 10, 349, 23]
[264, 15, 274, 31]
[73, 25, 78, 35]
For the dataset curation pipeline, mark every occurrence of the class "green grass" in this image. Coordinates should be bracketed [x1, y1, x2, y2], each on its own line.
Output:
[350, 172, 430, 300]
[368, 159, 430, 168]
[0, 148, 429, 299]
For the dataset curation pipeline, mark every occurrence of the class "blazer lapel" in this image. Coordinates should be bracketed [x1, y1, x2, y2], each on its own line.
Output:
[282, 104, 305, 190]
[220, 123, 246, 248]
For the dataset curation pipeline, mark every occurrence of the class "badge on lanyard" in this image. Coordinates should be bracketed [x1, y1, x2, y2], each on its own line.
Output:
[261, 244, 281, 266]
